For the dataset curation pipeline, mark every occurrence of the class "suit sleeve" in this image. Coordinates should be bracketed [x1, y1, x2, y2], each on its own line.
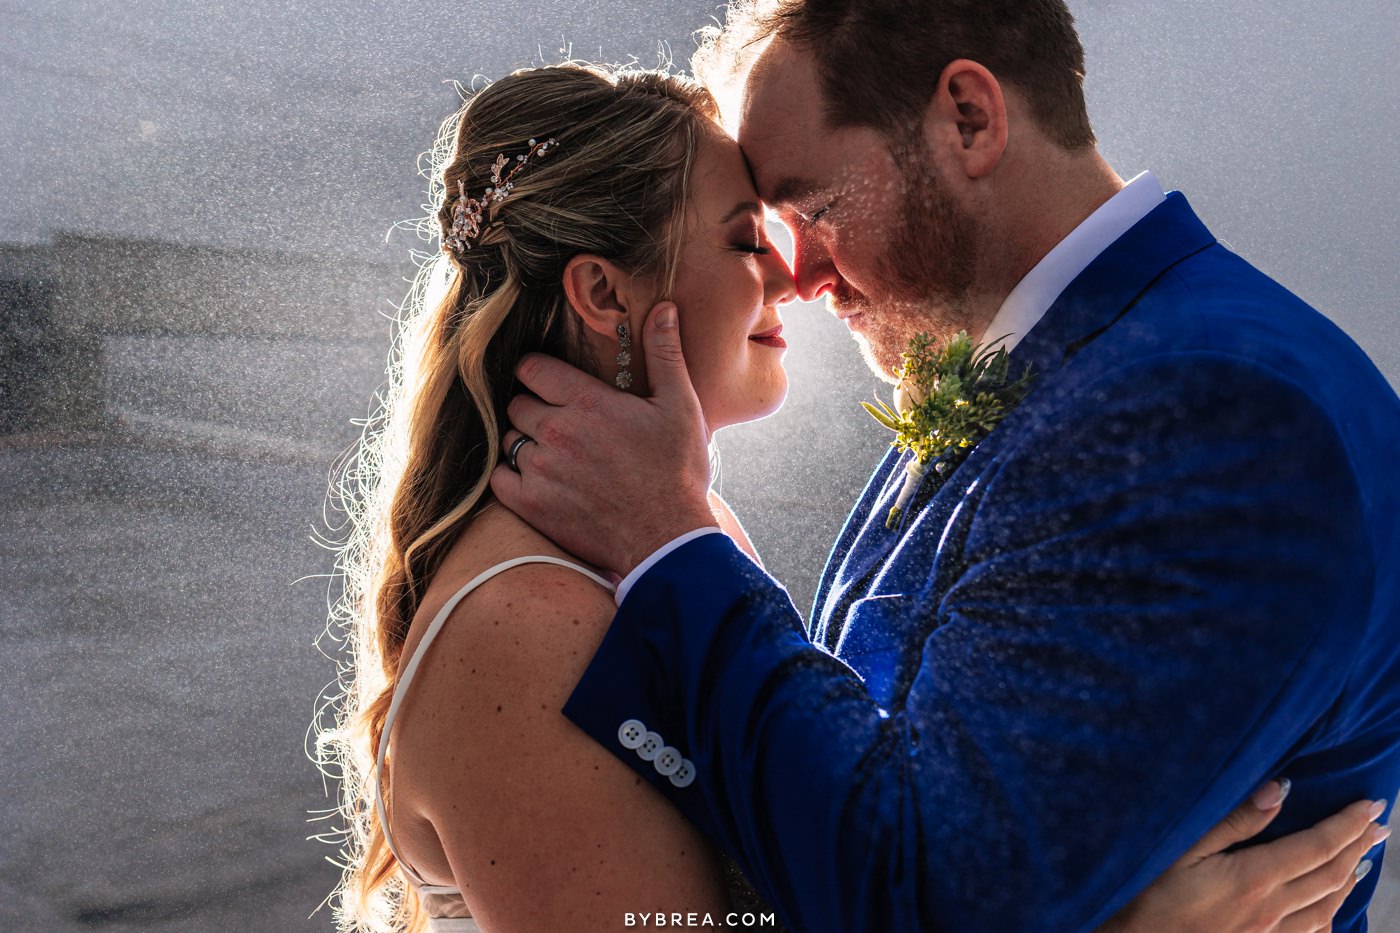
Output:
[563, 352, 1372, 932]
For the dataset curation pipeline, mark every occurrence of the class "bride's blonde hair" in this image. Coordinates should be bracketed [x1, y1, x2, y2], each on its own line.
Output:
[315, 63, 719, 932]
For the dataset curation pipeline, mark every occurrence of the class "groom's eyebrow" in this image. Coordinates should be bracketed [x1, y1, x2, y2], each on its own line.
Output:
[765, 177, 820, 208]
[720, 201, 762, 223]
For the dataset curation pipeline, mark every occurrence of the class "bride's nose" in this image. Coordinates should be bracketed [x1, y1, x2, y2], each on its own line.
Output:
[762, 249, 798, 306]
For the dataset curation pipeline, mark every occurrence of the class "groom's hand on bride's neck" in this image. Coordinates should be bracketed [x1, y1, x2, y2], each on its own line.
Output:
[491, 301, 718, 577]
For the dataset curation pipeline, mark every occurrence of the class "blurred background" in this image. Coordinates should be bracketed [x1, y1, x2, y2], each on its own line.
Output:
[2, 1, 1397, 929]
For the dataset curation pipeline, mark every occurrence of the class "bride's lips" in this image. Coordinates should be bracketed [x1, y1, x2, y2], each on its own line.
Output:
[749, 325, 786, 350]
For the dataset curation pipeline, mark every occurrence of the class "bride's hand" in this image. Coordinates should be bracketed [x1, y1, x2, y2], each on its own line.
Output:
[1101, 781, 1387, 933]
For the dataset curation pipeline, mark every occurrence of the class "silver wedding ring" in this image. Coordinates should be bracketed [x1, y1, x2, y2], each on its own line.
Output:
[506, 434, 533, 472]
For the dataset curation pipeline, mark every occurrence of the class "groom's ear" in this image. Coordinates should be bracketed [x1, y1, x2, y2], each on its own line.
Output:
[925, 59, 1008, 180]
[562, 254, 642, 338]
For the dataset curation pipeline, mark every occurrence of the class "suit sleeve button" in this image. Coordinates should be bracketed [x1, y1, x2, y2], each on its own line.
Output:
[654, 746, 682, 776]
[637, 731, 664, 761]
[669, 759, 696, 788]
[618, 719, 647, 750]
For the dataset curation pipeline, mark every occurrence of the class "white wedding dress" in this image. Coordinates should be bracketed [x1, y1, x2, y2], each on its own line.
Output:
[374, 555, 616, 933]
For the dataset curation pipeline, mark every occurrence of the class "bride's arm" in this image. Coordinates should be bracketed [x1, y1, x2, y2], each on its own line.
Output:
[708, 490, 761, 566]
[396, 563, 730, 931]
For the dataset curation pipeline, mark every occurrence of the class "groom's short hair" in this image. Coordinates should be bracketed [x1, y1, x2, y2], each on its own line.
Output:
[697, 0, 1095, 151]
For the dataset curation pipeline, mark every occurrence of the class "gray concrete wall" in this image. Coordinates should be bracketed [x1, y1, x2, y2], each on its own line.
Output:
[0, 233, 403, 435]
[46, 232, 404, 340]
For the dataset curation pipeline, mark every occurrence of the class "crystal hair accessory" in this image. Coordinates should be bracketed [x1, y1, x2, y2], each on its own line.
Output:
[445, 137, 558, 256]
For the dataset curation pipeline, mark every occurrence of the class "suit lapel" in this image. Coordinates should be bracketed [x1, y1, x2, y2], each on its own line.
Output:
[811, 445, 911, 649]
[1007, 192, 1217, 380]
[814, 193, 1219, 664]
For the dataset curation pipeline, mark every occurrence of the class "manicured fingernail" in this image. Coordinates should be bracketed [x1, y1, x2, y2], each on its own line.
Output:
[656, 304, 677, 330]
[1252, 778, 1291, 810]
[1356, 860, 1373, 882]
[1369, 823, 1391, 846]
[1370, 799, 1389, 821]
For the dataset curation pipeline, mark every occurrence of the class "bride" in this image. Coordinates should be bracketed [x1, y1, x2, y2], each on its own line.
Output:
[317, 63, 1381, 933]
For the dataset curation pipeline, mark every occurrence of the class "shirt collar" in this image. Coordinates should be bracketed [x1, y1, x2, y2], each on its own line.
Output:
[981, 171, 1166, 355]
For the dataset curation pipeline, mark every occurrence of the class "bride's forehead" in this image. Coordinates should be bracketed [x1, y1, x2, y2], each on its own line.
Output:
[691, 131, 758, 197]
[695, 123, 744, 164]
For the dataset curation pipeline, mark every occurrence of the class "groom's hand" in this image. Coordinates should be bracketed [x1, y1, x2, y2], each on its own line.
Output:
[491, 301, 717, 577]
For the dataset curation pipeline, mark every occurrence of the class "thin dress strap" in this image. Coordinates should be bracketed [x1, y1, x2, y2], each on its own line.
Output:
[375, 555, 617, 887]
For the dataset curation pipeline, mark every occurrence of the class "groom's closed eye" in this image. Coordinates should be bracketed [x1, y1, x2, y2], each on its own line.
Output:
[766, 179, 837, 234]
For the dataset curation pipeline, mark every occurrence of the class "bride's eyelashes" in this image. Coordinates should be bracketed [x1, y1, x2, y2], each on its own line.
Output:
[732, 242, 773, 256]
[729, 224, 773, 256]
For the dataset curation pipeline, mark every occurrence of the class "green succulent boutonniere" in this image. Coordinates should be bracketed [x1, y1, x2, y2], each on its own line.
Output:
[863, 331, 1036, 530]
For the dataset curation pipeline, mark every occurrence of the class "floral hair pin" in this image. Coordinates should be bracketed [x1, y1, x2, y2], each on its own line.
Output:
[445, 137, 558, 256]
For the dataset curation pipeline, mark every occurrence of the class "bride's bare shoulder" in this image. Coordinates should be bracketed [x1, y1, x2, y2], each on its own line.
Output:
[389, 507, 726, 917]
[421, 503, 615, 617]
[400, 502, 618, 698]
[387, 503, 620, 874]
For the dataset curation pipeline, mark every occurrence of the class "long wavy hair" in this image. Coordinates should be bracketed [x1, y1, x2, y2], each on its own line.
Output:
[314, 64, 719, 932]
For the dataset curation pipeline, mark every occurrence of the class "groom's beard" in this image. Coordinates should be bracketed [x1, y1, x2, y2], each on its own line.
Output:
[838, 156, 981, 382]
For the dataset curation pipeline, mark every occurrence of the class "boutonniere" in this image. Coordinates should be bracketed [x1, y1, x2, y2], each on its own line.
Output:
[863, 331, 1036, 530]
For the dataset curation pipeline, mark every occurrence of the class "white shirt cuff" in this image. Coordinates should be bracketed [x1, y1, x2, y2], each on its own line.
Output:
[615, 527, 724, 606]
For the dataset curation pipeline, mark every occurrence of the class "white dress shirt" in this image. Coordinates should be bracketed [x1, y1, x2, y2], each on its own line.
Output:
[981, 171, 1165, 355]
[615, 171, 1167, 606]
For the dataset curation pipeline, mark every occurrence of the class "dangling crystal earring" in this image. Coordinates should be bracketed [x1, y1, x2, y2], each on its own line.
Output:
[615, 323, 634, 389]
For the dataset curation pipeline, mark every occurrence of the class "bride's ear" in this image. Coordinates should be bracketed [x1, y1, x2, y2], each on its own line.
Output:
[562, 254, 641, 338]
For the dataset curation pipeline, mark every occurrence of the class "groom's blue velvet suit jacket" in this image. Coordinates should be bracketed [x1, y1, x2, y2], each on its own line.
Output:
[564, 194, 1400, 932]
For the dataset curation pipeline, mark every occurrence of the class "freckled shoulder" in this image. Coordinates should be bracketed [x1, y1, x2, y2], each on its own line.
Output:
[383, 504, 728, 923]
[393, 504, 620, 748]
[399, 503, 616, 655]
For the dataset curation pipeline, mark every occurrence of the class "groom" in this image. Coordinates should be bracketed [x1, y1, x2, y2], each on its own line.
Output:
[493, 1, 1400, 929]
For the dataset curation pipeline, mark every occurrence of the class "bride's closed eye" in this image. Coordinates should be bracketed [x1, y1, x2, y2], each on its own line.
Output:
[730, 224, 773, 256]
[733, 241, 772, 256]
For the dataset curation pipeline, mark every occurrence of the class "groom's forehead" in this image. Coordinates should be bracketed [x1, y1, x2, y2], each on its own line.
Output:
[741, 39, 820, 118]
[737, 124, 822, 203]
[737, 42, 827, 162]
